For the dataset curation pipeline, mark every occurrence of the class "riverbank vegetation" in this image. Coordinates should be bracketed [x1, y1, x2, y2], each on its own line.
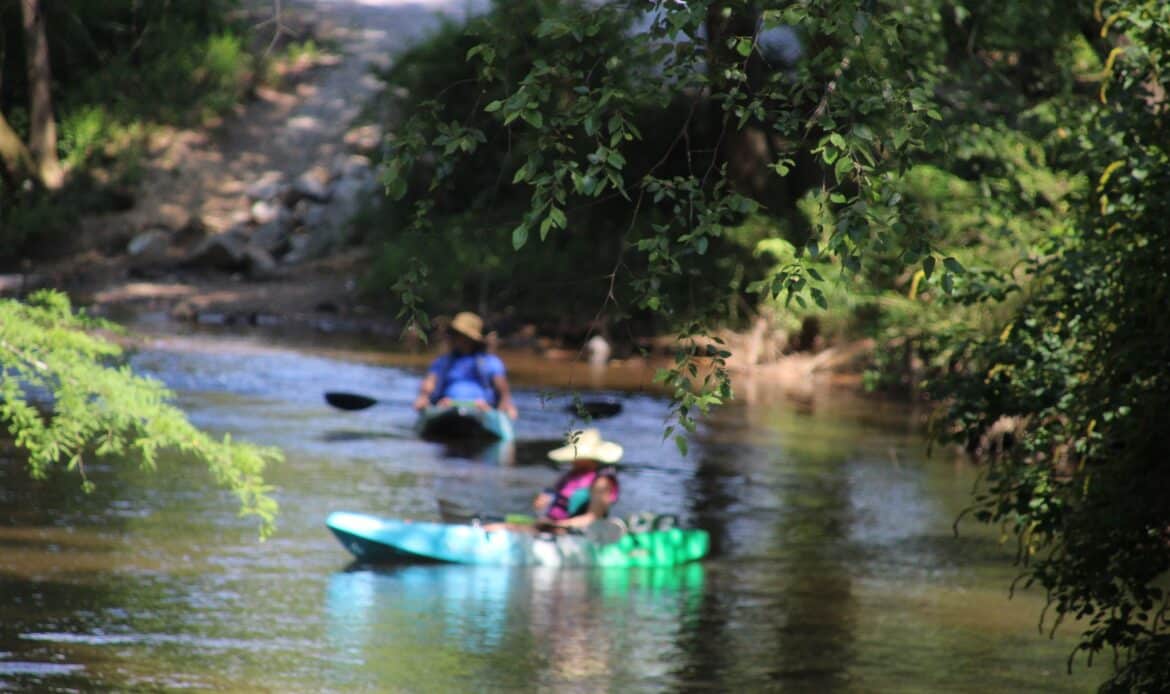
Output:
[370, 0, 1169, 688]
[0, 0, 315, 261]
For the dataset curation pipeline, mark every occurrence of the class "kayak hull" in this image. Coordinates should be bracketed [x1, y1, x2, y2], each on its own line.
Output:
[416, 403, 514, 442]
[326, 512, 709, 568]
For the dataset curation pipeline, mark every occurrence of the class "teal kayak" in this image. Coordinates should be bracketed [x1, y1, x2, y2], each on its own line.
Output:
[326, 511, 709, 568]
[415, 402, 514, 441]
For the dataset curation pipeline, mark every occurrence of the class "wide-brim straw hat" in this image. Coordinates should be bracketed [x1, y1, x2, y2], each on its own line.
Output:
[449, 311, 484, 342]
[548, 428, 623, 464]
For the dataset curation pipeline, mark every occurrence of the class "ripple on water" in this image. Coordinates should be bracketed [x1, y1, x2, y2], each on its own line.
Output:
[20, 631, 318, 654]
[0, 660, 85, 676]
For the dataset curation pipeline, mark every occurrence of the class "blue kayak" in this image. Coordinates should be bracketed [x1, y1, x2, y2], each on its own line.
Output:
[415, 402, 514, 441]
[326, 511, 709, 568]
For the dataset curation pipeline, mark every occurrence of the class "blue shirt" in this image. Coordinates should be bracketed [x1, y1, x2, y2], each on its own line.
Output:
[428, 352, 506, 406]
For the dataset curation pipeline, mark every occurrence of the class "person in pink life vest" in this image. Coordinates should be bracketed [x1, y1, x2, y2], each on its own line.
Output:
[485, 428, 621, 533]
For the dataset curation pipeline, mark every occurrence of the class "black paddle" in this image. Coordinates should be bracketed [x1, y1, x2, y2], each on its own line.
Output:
[564, 398, 623, 419]
[324, 392, 382, 411]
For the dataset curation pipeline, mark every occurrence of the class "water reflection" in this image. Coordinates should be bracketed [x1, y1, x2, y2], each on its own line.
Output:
[325, 563, 705, 689]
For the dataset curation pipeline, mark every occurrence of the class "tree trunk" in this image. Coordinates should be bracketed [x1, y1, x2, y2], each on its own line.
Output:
[0, 111, 35, 184]
[20, 0, 63, 190]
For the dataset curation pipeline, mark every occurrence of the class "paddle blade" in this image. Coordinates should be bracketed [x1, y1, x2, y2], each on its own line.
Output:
[565, 399, 623, 419]
[325, 392, 379, 411]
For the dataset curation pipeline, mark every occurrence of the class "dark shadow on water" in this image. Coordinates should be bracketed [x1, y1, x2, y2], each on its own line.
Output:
[320, 429, 411, 443]
[438, 440, 518, 466]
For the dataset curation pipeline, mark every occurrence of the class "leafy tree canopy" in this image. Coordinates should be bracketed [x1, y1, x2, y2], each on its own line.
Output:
[0, 291, 280, 537]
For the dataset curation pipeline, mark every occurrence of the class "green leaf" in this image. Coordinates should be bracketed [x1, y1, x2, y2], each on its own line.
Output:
[696, 237, 708, 255]
[522, 110, 544, 128]
[943, 256, 965, 274]
[923, 256, 936, 280]
[385, 175, 407, 201]
[829, 132, 847, 149]
[811, 287, 828, 310]
[512, 224, 529, 250]
[834, 156, 853, 181]
[484, 100, 503, 113]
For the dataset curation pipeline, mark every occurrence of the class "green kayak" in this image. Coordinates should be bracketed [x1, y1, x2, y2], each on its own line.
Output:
[415, 402, 514, 441]
[326, 511, 709, 568]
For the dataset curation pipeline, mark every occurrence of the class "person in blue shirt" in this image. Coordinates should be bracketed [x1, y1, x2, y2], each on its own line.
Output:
[412, 311, 518, 419]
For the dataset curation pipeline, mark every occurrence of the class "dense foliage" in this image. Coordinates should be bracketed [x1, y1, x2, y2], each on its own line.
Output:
[0, 291, 280, 536]
[934, 3, 1170, 689]
[378, 0, 1169, 688]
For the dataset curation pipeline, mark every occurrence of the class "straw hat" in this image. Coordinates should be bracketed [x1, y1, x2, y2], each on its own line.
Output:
[448, 311, 484, 342]
[547, 428, 623, 464]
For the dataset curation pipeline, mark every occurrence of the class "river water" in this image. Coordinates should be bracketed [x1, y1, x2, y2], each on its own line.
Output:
[0, 327, 1102, 692]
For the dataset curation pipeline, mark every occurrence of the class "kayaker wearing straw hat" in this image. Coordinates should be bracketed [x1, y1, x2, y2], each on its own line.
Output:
[413, 311, 519, 420]
[518, 428, 622, 531]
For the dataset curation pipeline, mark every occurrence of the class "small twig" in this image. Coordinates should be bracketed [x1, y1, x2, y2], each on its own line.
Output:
[0, 339, 48, 371]
[254, 0, 296, 56]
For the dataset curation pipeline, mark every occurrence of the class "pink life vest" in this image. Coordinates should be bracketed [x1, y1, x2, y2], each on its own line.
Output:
[545, 467, 619, 521]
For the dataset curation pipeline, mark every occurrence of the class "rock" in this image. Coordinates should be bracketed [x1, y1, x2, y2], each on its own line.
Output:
[289, 166, 332, 204]
[126, 229, 171, 264]
[331, 175, 368, 211]
[155, 203, 192, 232]
[331, 153, 373, 180]
[245, 172, 287, 201]
[286, 176, 372, 262]
[241, 245, 278, 278]
[295, 201, 329, 229]
[229, 209, 253, 227]
[250, 210, 293, 255]
[173, 215, 208, 248]
[0, 273, 45, 297]
[343, 124, 383, 153]
[281, 231, 313, 264]
[291, 199, 312, 223]
[251, 199, 282, 225]
[184, 228, 248, 271]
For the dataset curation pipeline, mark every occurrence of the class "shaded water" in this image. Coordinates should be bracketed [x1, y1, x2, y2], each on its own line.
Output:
[0, 330, 1102, 691]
